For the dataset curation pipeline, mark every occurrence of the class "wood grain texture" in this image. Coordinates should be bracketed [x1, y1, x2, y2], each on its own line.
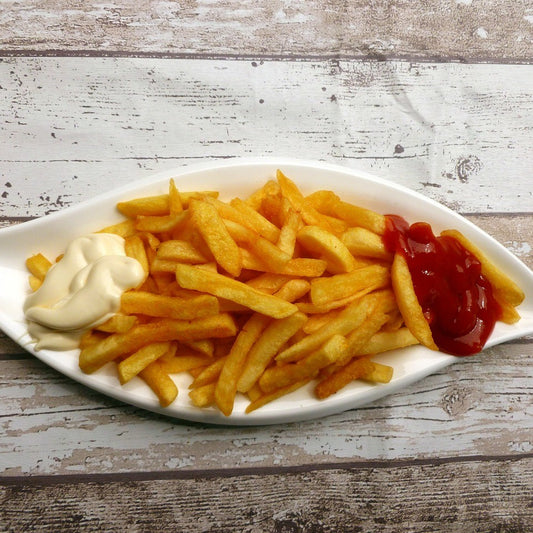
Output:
[2, 457, 532, 532]
[1, 1, 533, 63]
[1, 57, 532, 218]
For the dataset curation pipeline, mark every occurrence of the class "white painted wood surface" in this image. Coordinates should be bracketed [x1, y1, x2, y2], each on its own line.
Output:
[0, 1, 532, 531]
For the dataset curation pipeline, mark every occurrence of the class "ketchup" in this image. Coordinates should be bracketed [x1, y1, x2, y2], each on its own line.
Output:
[383, 215, 501, 356]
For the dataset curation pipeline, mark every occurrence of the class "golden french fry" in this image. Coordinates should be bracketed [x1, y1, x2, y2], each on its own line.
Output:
[95, 313, 138, 334]
[25, 253, 52, 280]
[237, 311, 308, 393]
[189, 199, 242, 277]
[117, 191, 219, 218]
[341, 227, 393, 261]
[139, 362, 178, 407]
[156, 239, 208, 264]
[276, 208, 301, 256]
[245, 179, 280, 210]
[135, 212, 188, 233]
[215, 313, 271, 416]
[118, 341, 171, 384]
[391, 254, 438, 351]
[356, 327, 419, 355]
[183, 339, 214, 357]
[361, 362, 394, 383]
[98, 219, 137, 238]
[296, 225, 358, 274]
[309, 264, 390, 306]
[121, 290, 219, 320]
[160, 353, 213, 374]
[168, 178, 183, 215]
[175, 264, 299, 319]
[189, 383, 216, 408]
[124, 234, 150, 277]
[28, 275, 42, 291]
[245, 379, 311, 414]
[190, 356, 228, 389]
[315, 356, 375, 399]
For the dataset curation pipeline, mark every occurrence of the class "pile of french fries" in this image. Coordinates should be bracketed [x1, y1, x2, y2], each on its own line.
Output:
[26, 170, 523, 416]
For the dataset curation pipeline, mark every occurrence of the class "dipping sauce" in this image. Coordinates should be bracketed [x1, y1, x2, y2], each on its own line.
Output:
[24, 233, 145, 350]
[383, 215, 501, 356]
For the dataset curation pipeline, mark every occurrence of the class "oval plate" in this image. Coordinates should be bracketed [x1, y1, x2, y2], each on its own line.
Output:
[1, 158, 532, 425]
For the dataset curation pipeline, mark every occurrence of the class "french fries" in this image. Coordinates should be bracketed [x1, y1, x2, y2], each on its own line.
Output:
[26, 169, 523, 415]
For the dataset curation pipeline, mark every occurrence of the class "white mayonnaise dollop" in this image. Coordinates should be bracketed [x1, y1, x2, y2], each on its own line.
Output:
[24, 233, 145, 350]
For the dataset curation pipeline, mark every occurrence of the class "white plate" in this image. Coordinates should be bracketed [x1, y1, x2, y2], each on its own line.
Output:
[1, 158, 532, 425]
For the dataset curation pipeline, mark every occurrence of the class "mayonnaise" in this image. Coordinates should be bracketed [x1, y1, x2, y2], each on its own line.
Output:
[24, 233, 145, 351]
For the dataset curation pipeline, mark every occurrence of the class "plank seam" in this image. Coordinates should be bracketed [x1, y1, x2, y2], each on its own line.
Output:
[1, 50, 533, 65]
[1, 453, 532, 486]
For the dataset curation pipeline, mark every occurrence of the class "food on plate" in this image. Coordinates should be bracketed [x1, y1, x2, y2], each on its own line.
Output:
[24, 170, 524, 414]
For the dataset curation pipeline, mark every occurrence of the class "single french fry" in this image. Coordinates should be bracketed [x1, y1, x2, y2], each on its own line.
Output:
[124, 234, 150, 277]
[246, 273, 294, 293]
[276, 208, 301, 256]
[168, 178, 183, 215]
[190, 356, 228, 389]
[215, 313, 270, 416]
[297, 225, 358, 274]
[245, 379, 311, 414]
[341, 227, 393, 261]
[117, 191, 218, 218]
[160, 353, 214, 374]
[189, 199, 242, 277]
[315, 356, 375, 399]
[118, 341, 171, 384]
[183, 338, 214, 357]
[25, 253, 52, 280]
[329, 199, 386, 235]
[189, 383, 216, 408]
[121, 290, 219, 320]
[175, 264, 298, 319]
[237, 311, 308, 393]
[356, 327, 419, 355]
[361, 362, 394, 383]
[98, 219, 137, 238]
[310, 264, 390, 306]
[28, 275, 42, 291]
[139, 362, 178, 407]
[391, 254, 438, 351]
[135, 212, 188, 233]
[245, 179, 280, 210]
[95, 313, 138, 334]
[156, 239, 208, 264]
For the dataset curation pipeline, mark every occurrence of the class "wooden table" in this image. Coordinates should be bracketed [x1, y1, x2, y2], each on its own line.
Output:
[1, 2, 532, 531]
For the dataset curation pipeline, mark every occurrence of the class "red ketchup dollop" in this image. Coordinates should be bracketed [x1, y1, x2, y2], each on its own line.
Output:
[383, 215, 501, 356]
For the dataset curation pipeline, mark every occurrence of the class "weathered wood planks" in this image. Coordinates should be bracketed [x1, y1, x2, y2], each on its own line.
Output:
[2, 456, 532, 532]
[1, 1, 532, 62]
[1, 58, 532, 218]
